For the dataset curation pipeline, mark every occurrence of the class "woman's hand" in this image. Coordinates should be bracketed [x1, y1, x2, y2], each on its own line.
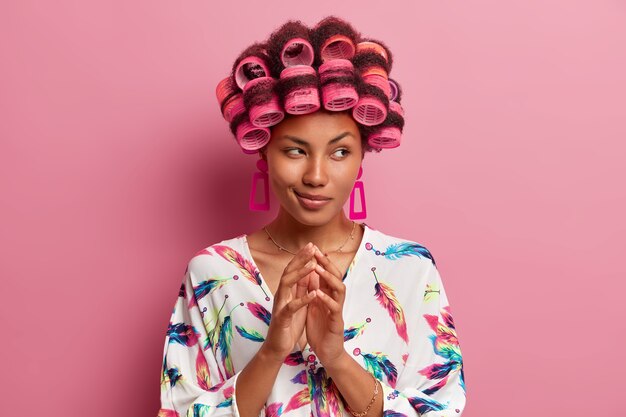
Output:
[261, 242, 319, 362]
[306, 247, 347, 368]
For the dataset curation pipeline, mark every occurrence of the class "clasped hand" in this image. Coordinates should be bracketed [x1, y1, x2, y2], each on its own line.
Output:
[262, 242, 347, 368]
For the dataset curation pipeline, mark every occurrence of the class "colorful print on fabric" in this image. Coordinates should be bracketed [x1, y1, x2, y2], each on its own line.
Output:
[157, 224, 466, 416]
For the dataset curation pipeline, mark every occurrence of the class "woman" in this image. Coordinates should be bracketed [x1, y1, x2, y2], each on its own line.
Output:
[158, 16, 466, 417]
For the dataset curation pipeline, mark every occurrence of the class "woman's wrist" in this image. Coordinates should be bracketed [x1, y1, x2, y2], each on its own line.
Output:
[258, 343, 290, 366]
[320, 350, 351, 374]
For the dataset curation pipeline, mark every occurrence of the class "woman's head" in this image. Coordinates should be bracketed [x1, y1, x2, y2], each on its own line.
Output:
[258, 109, 363, 226]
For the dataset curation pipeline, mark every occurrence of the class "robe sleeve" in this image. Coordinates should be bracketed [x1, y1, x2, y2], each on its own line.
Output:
[158, 258, 243, 417]
[379, 259, 467, 417]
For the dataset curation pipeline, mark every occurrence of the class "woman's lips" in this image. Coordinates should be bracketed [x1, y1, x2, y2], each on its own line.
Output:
[294, 191, 332, 210]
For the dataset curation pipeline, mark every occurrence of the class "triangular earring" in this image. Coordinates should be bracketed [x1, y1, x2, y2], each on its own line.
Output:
[349, 166, 367, 219]
[249, 158, 269, 211]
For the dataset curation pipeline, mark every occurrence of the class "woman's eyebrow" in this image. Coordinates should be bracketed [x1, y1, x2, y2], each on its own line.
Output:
[282, 132, 354, 146]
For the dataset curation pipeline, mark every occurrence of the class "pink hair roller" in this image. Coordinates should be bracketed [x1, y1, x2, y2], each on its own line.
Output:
[389, 100, 404, 117]
[389, 79, 400, 102]
[241, 147, 260, 155]
[281, 38, 315, 67]
[356, 41, 389, 62]
[235, 56, 271, 89]
[320, 34, 356, 62]
[216, 76, 237, 104]
[236, 119, 271, 151]
[362, 73, 392, 99]
[280, 65, 320, 115]
[352, 96, 387, 126]
[243, 77, 285, 127]
[222, 94, 245, 123]
[367, 126, 402, 149]
[319, 59, 359, 111]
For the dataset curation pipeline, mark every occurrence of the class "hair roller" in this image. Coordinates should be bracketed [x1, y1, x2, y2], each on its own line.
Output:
[278, 65, 320, 115]
[389, 100, 404, 117]
[365, 104, 405, 149]
[222, 94, 245, 123]
[266, 21, 314, 74]
[243, 77, 284, 127]
[388, 78, 402, 102]
[216, 76, 245, 122]
[311, 16, 360, 65]
[282, 38, 314, 67]
[318, 59, 359, 111]
[356, 41, 388, 63]
[358, 38, 394, 71]
[231, 111, 271, 151]
[352, 50, 391, 100]
[352, 82, 389, 126]
[235, 56, 271, 90]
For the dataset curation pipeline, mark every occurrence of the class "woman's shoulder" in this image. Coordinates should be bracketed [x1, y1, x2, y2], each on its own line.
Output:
[364, 223, 437, 268]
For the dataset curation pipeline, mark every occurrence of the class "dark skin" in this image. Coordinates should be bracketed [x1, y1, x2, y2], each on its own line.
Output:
[234, 111, 383, 417]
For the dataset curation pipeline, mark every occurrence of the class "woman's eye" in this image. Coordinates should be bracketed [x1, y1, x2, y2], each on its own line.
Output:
[285, 148, 304, 156]
[333, 149, 350, 158]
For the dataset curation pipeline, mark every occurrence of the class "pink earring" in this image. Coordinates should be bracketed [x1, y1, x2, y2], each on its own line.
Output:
[349, 166, 367, 219]
[249, 158, 270, 211]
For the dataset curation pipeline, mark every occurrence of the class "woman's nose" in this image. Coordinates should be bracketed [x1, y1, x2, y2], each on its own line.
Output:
[302, 157, 328, 186]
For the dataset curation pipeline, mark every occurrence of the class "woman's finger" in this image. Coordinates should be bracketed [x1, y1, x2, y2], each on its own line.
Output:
[314, 288, 341, 314]
[313, 247, 342, 278]
[277, 263, 317, 300]
[314, 264, 345, 303]
[282, 290, 317, 317]
[282, 243, 316, 275]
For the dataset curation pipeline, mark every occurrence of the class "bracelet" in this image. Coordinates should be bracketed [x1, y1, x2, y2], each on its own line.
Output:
[346, 372, 379, 417]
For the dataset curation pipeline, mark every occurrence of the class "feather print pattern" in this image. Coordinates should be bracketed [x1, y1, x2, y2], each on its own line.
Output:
[265, 402, 284, 417]
[309, 367, 342, 417]
[407, 395, 447, 414]
[383, 411, 407, 417]
[212, 245, 271, 300]
[235, 325, 265, 342]
[193, 277, 231, 301]
[218, 303, 244, 378]
[195, 349, 210, 390]
[284, 351, 305, 366]
[284, 387, 311, 413]
[290, 369, 307, 385]
[246, 301, 271, 325]
[371, 268, 409, 344]
[157, 409, 180, 417]
[420, 306, 465, 393]
[167, 323, 199, 347]
[343, 318, 370, 341]
[158, 225, 466, 417]
[423, 282, 441, 302]
[365, 240, 436, 265]
[353, 348, 398, 388]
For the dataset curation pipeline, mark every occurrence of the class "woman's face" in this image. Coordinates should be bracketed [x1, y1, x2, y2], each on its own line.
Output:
[262, 111, 364, 226]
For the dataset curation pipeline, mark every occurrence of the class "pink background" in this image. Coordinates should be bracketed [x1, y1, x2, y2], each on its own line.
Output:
[1, 1, 625, 416]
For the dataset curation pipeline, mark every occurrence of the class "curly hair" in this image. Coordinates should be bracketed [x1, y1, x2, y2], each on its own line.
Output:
[215, 16, 405, 154]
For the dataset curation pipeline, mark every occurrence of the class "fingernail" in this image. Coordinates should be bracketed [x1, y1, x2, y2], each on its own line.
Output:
[308, 290, 316, 297]
[315, 264, 325, 273]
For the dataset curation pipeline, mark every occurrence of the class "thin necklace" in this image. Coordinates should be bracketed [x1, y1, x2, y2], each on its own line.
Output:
[263, 221, 358, 255]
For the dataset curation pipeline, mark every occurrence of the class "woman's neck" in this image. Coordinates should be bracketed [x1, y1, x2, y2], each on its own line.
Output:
[265, 208, 360, 254]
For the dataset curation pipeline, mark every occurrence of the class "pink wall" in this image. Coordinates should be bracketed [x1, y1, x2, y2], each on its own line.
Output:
[1, 1, 625, 416]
